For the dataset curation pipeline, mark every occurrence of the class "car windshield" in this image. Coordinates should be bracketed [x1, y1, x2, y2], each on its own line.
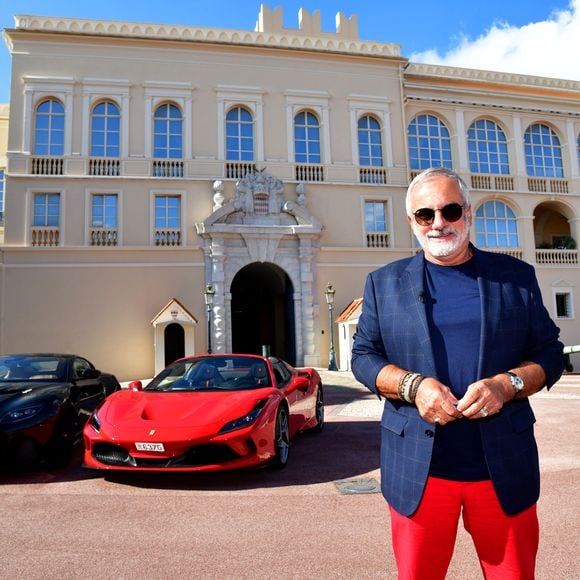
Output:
[0, 355, 66, 382]
[145, 356, 271, 391]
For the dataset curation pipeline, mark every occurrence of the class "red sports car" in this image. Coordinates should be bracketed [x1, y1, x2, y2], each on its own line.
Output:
[83, 354, 324, 472]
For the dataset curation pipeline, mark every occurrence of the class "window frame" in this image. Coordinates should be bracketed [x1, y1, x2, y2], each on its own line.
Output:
[361, 195, 394, 248]
[285, 91, 330, 165]
[358, 114, 384, 167]
[293, 110, 322, 164]
[225, 106, 255, 161]
[91, 193, 118, 229]
[467, 118, 510, 175]
[475, 199, 519, 249]
[150, 190, 185, 246]
[153, 102, 183, 160]
[407, 113, 453, 171]
[524, 123, 564, 178]
[32, 192, 61, 228]
[90, 100, 121, 158]
[34, 98, 65, 156]
[553, 287, 575, 320]
[84, 189, 122, 246]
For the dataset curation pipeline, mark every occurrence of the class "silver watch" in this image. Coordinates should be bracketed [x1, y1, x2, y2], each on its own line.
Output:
[504, 371, 524, 394]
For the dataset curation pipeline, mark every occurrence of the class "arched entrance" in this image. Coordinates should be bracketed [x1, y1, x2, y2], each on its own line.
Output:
[231, 263, 296, 364]
[164, 322, 185, 366]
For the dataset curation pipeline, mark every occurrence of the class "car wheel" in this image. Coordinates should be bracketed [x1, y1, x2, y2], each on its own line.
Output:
[45, 408, 76, 468]
[45, 433, 74, 469]
[312, 385, 324, 432]
[272, 405, 290, 469]
[9, 436, 41, 467]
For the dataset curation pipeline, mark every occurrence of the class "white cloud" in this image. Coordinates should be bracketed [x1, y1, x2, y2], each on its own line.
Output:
[411, 0, 580, 81]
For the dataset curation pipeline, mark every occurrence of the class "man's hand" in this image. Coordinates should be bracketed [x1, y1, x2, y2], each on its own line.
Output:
[456, 376, 513, 419]
[414, 378, 463, 425]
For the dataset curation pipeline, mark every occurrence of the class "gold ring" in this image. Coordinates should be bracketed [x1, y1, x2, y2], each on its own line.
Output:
[434, 416, 441, 423]
[480, 407, 489, 417]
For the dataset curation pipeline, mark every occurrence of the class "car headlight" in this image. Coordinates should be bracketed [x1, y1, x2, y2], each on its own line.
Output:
[1, 405, 43, 423]
[219, 401, 266, 434]
[89, 411, 101, 432]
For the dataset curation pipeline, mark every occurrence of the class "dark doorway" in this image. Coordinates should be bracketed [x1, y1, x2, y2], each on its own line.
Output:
[231, 263, 296, 364]
[164, 323, 185, 366]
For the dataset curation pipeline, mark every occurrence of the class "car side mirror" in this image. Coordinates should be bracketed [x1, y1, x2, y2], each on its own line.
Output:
[129, 380, 143, 391]
[294, 376, 310, 392]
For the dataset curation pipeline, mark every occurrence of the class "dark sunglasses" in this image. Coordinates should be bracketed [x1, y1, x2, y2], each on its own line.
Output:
[412, 203, 466, 226]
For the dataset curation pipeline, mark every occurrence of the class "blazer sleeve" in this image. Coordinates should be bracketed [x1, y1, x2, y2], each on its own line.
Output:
[522, 266, 564, 388]
[351, 271, 390, 396]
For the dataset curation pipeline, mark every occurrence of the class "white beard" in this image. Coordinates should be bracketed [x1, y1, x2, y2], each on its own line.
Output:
[414, 222, 470, 258]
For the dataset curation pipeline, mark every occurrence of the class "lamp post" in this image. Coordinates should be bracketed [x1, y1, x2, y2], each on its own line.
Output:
[325, 283, 338, 371]
[204, 283, 215, 354]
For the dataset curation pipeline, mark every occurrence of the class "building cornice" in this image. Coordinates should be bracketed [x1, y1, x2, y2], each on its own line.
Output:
[404, 94, 580, 118]
[11, 14, 402, 59]
[405, 63, 580, 92]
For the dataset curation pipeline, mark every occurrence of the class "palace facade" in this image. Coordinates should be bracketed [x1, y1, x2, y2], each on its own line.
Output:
[1, 6, 579, 380]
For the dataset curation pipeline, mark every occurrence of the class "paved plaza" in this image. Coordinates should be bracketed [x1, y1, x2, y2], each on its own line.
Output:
[0, 370, 578, 579]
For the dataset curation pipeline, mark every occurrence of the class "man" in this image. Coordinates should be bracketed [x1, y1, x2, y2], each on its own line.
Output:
[351, 167, 564, 579]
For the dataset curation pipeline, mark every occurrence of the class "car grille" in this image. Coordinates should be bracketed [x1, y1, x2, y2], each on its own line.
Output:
[91, 442, 241, 468]
[93, 443, 137, 467]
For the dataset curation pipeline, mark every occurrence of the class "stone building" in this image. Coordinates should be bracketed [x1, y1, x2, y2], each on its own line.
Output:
[1, 5, 579, 380]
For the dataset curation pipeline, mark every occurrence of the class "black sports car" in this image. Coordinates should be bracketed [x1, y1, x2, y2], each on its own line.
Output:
[0, 353, 121, 468]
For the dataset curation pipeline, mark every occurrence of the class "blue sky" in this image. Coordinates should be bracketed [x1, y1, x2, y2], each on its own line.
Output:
[1, 0, 578, 103]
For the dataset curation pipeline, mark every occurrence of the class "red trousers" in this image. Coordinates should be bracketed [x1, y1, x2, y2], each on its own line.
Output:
[389, 477, 539, 579]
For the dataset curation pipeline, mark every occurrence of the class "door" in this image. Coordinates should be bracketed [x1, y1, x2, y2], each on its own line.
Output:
[231, 262, 296, 364]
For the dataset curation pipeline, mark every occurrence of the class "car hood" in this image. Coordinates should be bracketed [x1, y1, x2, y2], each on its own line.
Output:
[100, 389, 272, 429]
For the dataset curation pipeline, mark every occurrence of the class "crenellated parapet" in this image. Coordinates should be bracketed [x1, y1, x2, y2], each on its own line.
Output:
[255, 5, 358, 40]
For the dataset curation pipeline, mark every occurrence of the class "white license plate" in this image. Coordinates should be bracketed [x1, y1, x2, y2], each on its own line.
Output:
[135, 442, 165, 452]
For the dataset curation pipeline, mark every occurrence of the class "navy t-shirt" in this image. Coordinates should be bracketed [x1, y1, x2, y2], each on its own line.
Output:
[424, 257, 490, 481]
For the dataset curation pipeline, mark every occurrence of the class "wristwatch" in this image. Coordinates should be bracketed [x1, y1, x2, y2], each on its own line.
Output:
[504, 371, 524, 395]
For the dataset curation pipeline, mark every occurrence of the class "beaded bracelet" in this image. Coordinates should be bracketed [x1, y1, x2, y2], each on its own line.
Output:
[398, 371, 413, 402]
[408, 373, 426, 403]
[398, 371, 426, 404]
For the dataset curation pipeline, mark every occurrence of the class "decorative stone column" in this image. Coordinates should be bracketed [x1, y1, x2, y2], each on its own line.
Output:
[519, 214, 537, 264]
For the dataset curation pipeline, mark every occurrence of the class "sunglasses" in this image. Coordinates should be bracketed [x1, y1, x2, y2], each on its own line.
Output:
[412, 203, 466, 226]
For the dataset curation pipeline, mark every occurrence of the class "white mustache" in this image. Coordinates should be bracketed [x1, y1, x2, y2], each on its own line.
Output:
[427, 227, 456, 239]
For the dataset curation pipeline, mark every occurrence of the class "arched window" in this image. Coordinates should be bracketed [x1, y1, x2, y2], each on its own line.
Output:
[475, 200, 518, 248]
[34, 99, 65, 156]
[358, 115, 383, 167]
[154, 103, 182, 159]
[407, 114, 452, 170]
[294, 111, 321, 164]
[226, 107, 254, 161]
[524, 123, 564, 178]
[91, 101, 120, 158]
[467, 119, 509, 175]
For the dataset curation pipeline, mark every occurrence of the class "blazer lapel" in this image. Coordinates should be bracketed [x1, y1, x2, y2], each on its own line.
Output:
[403, 252, 438, 377]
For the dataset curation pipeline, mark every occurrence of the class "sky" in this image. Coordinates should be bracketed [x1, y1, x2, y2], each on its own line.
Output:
[1, 0, 578, 103]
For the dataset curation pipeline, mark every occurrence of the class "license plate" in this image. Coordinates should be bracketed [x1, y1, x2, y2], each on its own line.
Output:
[135, 442, 165, 452]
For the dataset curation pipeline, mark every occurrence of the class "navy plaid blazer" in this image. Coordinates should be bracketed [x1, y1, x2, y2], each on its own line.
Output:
[351, 246, 564, 517]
